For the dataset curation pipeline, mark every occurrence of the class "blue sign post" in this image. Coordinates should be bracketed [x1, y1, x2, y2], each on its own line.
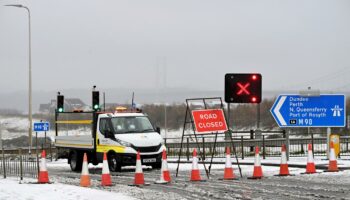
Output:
[271, 94, 346, 127]
[33, 122, 50, 132]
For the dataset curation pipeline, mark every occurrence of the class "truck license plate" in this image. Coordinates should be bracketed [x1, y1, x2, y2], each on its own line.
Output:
[143, 158, 156, 163]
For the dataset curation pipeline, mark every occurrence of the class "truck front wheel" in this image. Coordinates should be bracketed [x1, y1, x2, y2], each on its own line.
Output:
[108, 154, 121, 172]
[69, 151, 82, 172]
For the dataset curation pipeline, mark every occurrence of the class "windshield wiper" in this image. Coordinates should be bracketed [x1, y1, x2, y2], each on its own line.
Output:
[141, 129, 155, 132]
[123, 130, 139, 133]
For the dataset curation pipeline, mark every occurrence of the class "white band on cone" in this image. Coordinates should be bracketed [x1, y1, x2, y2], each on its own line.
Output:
[81, 161, 89, 175]
[329, 149, 336, 161]
[161, 159, 168, 172]
[40, 158, 47, 172]
[307, 150, 314, 163]
[102, 159, 110, 174]
[136, 159, 143, 173]
[254, 153, 261, 166]
[192, 156, 199, 170]
[225, 154, 232, 168]
[281, 152, 287, 164]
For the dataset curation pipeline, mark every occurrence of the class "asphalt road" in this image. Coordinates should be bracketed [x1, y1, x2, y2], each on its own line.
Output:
[48, 164, 350, 200]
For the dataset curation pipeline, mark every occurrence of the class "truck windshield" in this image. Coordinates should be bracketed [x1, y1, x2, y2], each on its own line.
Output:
[111, 116, 155, 134]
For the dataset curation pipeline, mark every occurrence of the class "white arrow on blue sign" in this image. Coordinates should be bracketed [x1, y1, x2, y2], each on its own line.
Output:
[33, 122, 50, 132]
[270, 94, 346, 127]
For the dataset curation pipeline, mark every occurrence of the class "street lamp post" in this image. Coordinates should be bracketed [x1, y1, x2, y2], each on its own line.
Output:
[5, 4, 33, 154]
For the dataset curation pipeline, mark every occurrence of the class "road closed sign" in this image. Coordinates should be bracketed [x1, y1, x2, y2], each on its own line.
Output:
[191, 109, 228, 133]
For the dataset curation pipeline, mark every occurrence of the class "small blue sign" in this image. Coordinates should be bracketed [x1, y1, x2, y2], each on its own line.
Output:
[271, 94, 346, 127]
[33, 122, 50, 132]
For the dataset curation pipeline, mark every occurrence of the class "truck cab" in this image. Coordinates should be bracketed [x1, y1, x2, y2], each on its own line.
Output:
[55, 110, 165, 172]
[96, 112, 165, 171]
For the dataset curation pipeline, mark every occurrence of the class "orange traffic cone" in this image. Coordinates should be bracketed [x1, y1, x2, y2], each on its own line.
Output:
[278, 144, 290, 176]
[223, 147, 236, 180]
[326, 142, 339, 172]
[190, 148, 202, 181]
[80, 153, 91, 187]
[248, 146, 263, 179]
[155, 149, 171, 184]
[38, 150, 49, 184]
[101, 152, 112, 186]
[134, 151, 145, 185]
[305, 144, 316, 174]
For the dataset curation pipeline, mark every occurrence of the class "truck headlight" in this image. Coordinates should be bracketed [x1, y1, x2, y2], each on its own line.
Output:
[116, 138, 132, 147]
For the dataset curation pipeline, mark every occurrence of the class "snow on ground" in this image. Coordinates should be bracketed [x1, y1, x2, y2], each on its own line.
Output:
[0, 177, 135, 200]
[47, 155, 350, 178]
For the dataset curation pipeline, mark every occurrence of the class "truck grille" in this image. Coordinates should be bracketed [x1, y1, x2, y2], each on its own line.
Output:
[132, 144, 162, 153]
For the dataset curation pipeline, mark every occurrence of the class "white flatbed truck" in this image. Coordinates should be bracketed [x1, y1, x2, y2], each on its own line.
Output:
[55, 110, 165, 172]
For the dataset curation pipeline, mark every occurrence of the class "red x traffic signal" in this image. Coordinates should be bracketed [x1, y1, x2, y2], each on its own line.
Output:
[225, 73, 262, 103]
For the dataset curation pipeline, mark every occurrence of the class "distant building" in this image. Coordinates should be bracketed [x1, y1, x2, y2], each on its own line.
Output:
[39, 98, 88, 113]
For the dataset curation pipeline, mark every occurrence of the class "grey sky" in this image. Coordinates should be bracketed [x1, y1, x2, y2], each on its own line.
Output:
[1, 0, 350, 95]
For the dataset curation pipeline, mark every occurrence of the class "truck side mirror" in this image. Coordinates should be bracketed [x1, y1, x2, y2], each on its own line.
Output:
[156, 127, 160, 134]
[105, 130, 114, 138]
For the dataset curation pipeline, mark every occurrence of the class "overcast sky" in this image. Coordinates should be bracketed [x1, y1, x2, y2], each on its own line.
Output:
[1, 0, 350, 95]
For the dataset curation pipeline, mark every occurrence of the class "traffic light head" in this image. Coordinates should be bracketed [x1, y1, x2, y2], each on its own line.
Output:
[92, 91, 100, 111]
[225, 73, 262, 103]
[57, 95, 64, 112]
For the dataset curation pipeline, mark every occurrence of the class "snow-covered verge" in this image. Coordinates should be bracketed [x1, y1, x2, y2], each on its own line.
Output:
[0, 178, 135, 200]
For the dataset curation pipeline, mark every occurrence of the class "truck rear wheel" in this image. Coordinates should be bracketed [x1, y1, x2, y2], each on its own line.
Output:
[69, 151, 82, 172]
[108, 154, 121, 172]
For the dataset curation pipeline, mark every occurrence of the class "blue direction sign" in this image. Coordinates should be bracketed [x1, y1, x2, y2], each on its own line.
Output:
[271, 94, 346, 127]
[33, 122, 50, 132]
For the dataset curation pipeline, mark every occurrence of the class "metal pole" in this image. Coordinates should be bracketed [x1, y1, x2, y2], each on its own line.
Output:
[103, 92, 106, 112]
[241, 136, 244, 160]
[165, 104, 167, 139]
[5, 5, 33, 154]
[175, 104, 189, 177]
[262, 135, 266, 159]
[27, 6, 33, 155]
[257, 103, 260, 129]
[311, 131, 314, 157]
[286, 130, 290, 161]
[208, 133, 218, 173]
[36, 131, 39, 175]
[19, 148, 23, 181]
[327, 127, 331, 159]
[2, 147, 6, 178]
[227, 103, 230, 130]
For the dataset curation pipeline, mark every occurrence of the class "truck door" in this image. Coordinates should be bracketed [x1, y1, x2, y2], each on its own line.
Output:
[96, 118, 124, 153]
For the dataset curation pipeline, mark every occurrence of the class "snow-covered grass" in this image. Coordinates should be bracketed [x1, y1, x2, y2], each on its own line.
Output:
[0, 177, 135, 200]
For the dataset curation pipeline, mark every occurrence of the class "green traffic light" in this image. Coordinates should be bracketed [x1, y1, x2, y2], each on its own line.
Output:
[58, 107, 63, 112]
[94, 104, 99, 110]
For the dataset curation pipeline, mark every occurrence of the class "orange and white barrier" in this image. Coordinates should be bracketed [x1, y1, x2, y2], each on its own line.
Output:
[190, 148, 202, 181]
[249, 146, 263, 179]
[155, 149, 171, 184]
[327, 142, 339, 172]
[305, 144, 316, 174]
[38, 150, 49, 184]
[80, 153, 91, 187]
[278, 144, 290, 176]
[223, 147, 236, 180]
[101, 152, 112, 186]
[134, 151, 145, 185]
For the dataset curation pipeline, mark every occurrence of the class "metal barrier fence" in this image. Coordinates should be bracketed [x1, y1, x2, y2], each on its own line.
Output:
[165, 136, 350, 160]
[0, 146, 55, 179]
[0, 135, 349, 173]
